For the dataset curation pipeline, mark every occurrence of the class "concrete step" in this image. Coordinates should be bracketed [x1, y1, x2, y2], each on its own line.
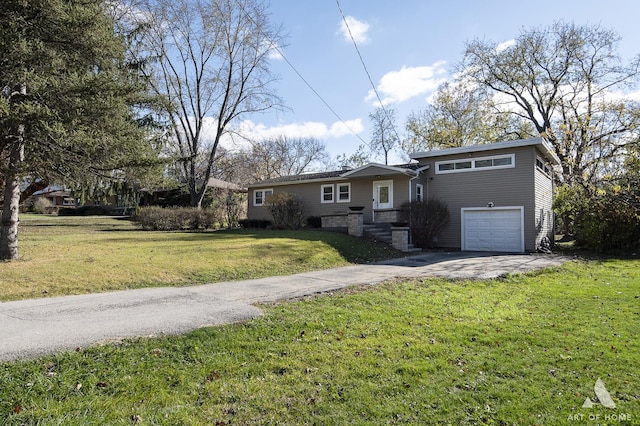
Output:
[363, 223, 421, 252]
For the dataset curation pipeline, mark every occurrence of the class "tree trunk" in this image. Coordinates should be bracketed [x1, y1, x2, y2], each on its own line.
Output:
[1, 84, 26, 261]
[0, 136, 25, 261]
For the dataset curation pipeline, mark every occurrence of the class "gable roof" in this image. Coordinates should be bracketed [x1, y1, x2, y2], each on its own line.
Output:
[409, 137, 561, 165]
[340, 163, 421, 178]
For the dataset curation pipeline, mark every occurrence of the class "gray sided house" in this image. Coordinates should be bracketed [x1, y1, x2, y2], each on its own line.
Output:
[247, 138, 561, 253]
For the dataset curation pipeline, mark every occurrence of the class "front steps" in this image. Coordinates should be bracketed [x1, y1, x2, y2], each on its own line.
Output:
[363, 223, 421, 253]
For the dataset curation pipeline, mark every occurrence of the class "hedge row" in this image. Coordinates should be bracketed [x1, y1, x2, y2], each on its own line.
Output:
[133, 206, 220, 231]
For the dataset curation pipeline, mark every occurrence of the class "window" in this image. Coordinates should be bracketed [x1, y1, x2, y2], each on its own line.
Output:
[254, 188, 273, 206]
[321, 184, 334, 203]
[536, 157, 551, 176]
[337, 183, 351, 203]
[436, 154, 515, 174]
[416, 184, 424, 202]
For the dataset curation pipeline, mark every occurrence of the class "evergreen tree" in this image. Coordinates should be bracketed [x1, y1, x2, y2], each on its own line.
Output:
[1, 0, 155, 260]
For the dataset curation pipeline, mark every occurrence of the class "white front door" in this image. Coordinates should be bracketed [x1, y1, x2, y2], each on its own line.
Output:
[373, 180, 393, 210]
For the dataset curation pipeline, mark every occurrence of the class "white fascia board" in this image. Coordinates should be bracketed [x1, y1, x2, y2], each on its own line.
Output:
[410, 138, 561, 166]
[340, 163, 418, 178]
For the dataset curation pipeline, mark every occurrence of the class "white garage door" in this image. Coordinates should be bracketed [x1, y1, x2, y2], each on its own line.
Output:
[462, 207, 524, 253]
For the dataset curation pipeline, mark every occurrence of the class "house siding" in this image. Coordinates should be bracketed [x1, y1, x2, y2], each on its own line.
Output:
[247, 174, 413, 224]
[416, 146, 538, 251]
[534, 153, 555, 249]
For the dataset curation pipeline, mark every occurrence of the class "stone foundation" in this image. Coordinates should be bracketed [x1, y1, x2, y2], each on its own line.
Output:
[321, 214, 348, 232]
[373, 209, 403, 223]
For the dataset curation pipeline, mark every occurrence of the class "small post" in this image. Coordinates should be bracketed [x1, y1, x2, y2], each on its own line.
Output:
[348, 212, 363, 237]
[391, 226, 410, 252]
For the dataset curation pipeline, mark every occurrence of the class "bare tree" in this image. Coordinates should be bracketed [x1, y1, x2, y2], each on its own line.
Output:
[248, 136, 329, 180]
[463, 21, 640, 186]
[218, 136, 329, 185]
[369, 107, 399, 165]
[132, 0, 284, 207]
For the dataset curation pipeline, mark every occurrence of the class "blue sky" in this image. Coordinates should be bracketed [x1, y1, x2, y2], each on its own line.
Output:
[231, 0, 640, 165]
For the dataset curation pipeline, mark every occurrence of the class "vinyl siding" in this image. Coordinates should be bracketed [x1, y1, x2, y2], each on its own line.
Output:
[416, 146, 538, 251]
[247, 175, 412, 223]
[534, 153, 555, 249]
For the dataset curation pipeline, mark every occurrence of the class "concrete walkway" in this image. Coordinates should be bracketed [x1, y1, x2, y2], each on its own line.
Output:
[0, 252, 570, 362]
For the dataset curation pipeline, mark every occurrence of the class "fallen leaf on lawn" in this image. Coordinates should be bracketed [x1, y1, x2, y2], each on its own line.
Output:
[206, 370, 220, 381]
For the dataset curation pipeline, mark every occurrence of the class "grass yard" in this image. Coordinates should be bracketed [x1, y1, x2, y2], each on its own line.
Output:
[0, 215, 401, 301]
[1, 258, 638, 424]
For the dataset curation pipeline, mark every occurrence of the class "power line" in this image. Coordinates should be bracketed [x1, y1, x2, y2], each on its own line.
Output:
[233, 0, 371, 148]
[335, 0, 403, 145]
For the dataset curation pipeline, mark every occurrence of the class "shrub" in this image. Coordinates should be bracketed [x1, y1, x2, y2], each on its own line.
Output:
[238, 219, 271, 229]
[573, 189, 640, 253]
[265, 192, 305, 230]
[133, 206, 220, 231]
[58, 206, 111, 216]
[186, 208, 219, 230]
[554, 182, 640, 253]
[212, 191, 246, 229]
[31, 197, 53, 214]
[401, 199, 450, 249]
[306, 216, 322, 228]
[552, 184, 590, 236]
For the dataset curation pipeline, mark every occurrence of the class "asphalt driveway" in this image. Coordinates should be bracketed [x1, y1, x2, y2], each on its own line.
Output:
[0, 252, 570, 362]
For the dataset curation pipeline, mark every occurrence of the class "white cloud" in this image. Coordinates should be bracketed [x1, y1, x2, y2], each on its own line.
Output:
[261, 40, 283, 60]
[366, 61, 448, 106]
[225, 118, 364, 148]
[338, 16, 370, 44]
[607, 88, 640, 102]
[496, 39, 516, 53]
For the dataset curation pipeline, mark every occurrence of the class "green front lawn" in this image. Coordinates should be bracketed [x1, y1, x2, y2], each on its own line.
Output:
[1, 258, 638, 424]
[0, 215, 401, 301]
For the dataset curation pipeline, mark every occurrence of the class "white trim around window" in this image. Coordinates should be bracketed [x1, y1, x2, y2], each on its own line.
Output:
[337, 183, 351, 203]
[321, 184, 334, 203]
[416, 183, 424, 202]
[435, 154, 515, 174]
[253, 188, 273, 206]
[536, 156, 552, 177]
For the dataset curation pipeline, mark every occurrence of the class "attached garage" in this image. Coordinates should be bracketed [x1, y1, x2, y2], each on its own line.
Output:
[461, 207, 524, 253]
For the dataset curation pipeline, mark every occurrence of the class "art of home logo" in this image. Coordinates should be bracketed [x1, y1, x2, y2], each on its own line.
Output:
[567, 378, 633, 422]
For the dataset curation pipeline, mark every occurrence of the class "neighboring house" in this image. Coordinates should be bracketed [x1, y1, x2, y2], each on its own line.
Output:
[30, 187, 78, 209]
[25, 178, 246, 215]
[247, 138, 561, 253]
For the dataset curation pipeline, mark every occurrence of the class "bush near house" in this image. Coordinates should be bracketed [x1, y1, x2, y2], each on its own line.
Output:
[265, 192, 305, 230]
[238, 218, 271, 229]
[58, 206, 111, 216]
[29, 197, 53, 214]
[554, 183, 640, 253]
[402, 199, 450, 249]
[306, 215, 322, 228]
[133, 206, 220, 231]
